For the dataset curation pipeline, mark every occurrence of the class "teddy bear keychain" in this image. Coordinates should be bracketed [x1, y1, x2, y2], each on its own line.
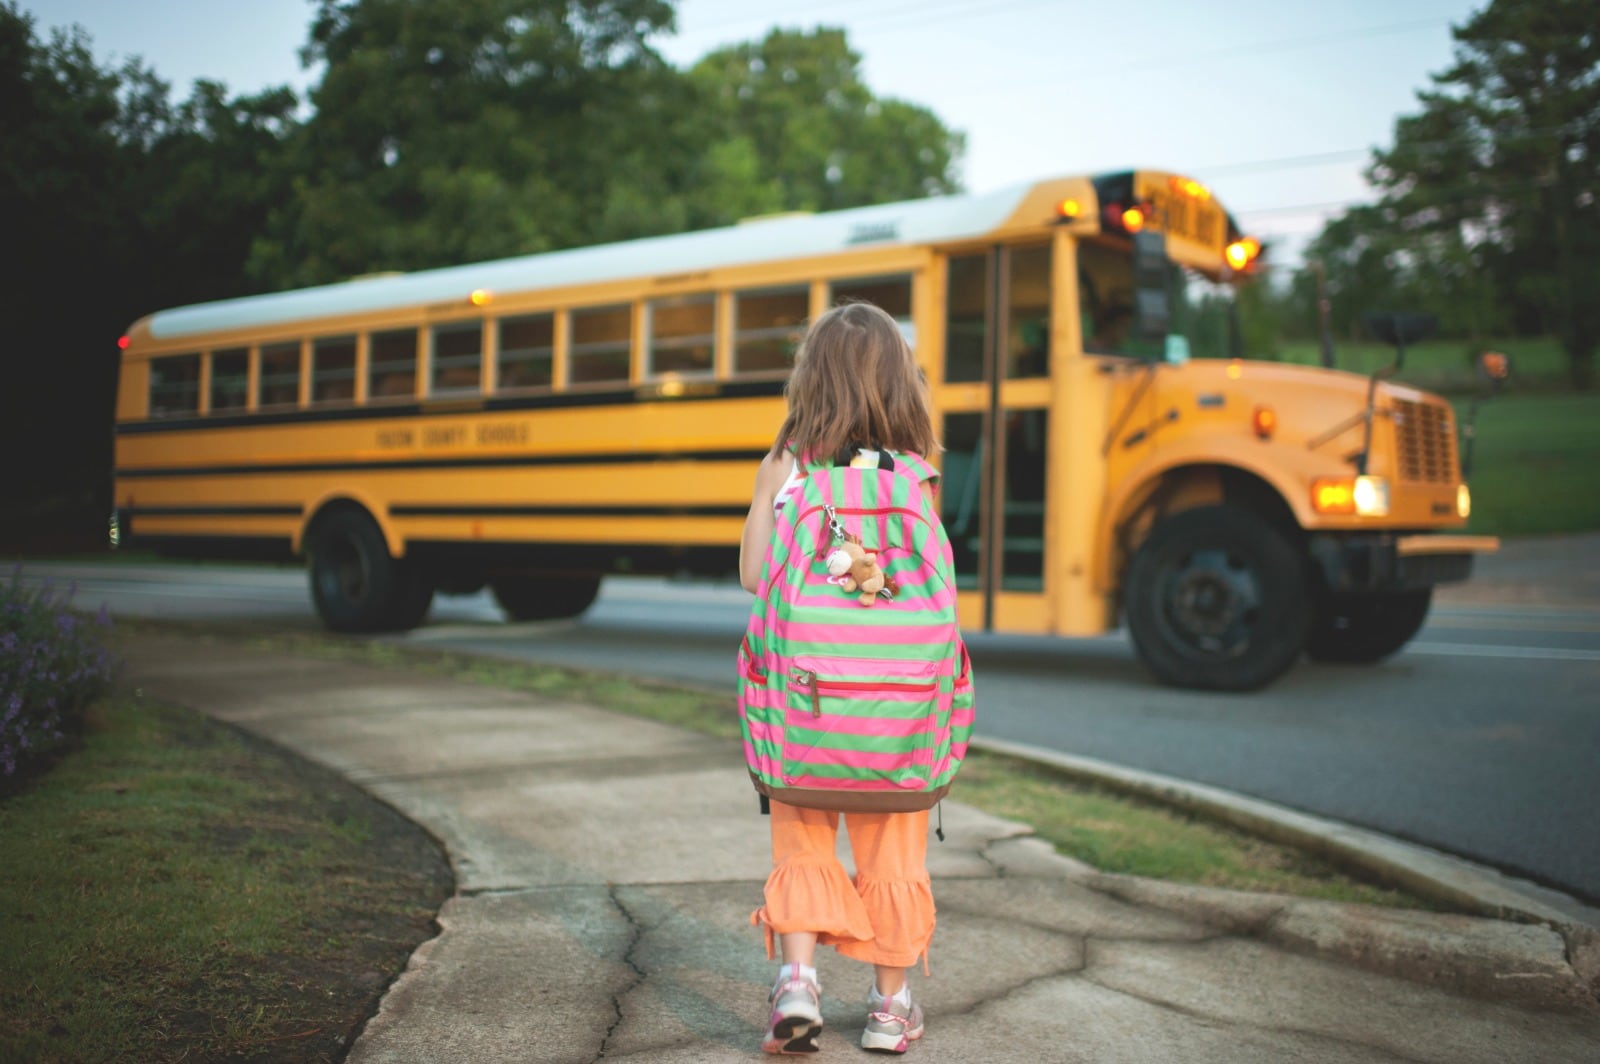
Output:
[824, 540, 898, 607]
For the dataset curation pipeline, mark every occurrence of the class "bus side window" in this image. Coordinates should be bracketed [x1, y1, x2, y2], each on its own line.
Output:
[1078, 241, 1134, 355]
[570, 304, 632, 385]
[312, 336, 357, 403]
[258, 342, 301, 408]
[944, 255, 988, 384]
[149, 353, 200, 418]
[733, 286, 806, 375]
[497, 313, 554, 390]
[431, 322, 483, 394]
[209, 348, 249, 412]
[1006, 243, 1051, 379]
[648, 294, 714, 377]
[832, 275, 912, 340]
[370, 329, 417, 399]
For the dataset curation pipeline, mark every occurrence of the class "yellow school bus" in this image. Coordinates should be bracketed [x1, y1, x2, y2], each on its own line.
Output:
[113, 169, 1498, 690]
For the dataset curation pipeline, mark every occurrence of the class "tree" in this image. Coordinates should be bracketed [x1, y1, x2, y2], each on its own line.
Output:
[0, 3, 299, 545]
[1362, 0, 1599, 386]
[684, 27, 963, 222]
[251, 0, 677, 286]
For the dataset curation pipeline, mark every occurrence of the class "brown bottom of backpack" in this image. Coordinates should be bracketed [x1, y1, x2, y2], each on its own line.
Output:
[750, 774, 951, 814]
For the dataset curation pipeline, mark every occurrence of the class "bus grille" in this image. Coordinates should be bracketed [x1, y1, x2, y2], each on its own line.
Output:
[1392, 399, 1458, 483]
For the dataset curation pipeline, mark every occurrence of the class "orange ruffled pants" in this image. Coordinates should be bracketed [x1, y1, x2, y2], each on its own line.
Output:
[750, 801, 935, 970]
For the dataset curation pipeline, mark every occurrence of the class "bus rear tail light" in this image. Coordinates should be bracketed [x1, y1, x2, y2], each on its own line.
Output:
[117, 335, 130, 350]
[1313, 475, 1390, 517]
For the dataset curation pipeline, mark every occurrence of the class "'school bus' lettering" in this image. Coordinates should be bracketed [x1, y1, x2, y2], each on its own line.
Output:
[113, 169, 1498, 691]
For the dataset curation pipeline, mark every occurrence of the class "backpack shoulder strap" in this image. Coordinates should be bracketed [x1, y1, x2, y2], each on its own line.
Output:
[889, 450, 940, 486]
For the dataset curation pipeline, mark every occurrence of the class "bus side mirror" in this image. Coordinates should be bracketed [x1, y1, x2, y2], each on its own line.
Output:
[1478, 350, 1511, 393]
[1131, 230, 1170, 346]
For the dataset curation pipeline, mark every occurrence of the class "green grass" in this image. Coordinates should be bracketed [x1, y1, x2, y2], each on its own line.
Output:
[954, 754, 1426, 901]
[0, 689, 449, 1064]
[1451, 392, 1600, 537]
[1275, 336, 1568, 393]
[116, 619, 1440, 910]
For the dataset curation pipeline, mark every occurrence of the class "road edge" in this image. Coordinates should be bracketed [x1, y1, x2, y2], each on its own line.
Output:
[970, 734, 1600, 935]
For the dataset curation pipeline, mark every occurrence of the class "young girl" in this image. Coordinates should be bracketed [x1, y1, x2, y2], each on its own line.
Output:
[739, 301, 944, 1055]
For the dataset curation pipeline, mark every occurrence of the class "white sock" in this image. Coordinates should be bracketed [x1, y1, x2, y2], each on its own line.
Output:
[870, 984, 911, 1008]
[778, 962, 818, 987]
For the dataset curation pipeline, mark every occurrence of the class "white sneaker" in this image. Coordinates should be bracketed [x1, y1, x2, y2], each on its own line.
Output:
[861, 991, 924, 1053]
[762, 969, 822, 1054]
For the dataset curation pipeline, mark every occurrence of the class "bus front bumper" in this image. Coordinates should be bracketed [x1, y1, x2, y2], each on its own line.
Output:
[1308, 533, 1501, 594]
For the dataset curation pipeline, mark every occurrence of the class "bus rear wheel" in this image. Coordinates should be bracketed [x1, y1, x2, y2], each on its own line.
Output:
[492, 574, 601, 621]
[1124, 505, 1310, 692]
[307, 509, 433, 632]
[1307, 589, 1432, 664]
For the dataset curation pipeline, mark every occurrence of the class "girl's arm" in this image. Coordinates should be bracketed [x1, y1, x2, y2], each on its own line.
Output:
[739, 452, 789, 594]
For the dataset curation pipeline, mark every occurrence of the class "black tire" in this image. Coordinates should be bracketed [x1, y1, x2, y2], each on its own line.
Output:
[1124, 505, 1311, 691]
[1307, 589, 1432, 664]
[491, 574, 601, 621]
[307, 509, 431, 632]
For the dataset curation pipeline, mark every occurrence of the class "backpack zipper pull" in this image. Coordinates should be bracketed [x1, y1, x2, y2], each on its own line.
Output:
[824, 504, 846, 544]
[792, 668, 822, 717]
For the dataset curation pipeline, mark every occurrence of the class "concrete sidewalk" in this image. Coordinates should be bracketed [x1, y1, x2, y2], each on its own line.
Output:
[116, 635, 1600, 1063]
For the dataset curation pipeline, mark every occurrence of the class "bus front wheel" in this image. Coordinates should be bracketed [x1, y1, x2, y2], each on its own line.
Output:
[492, 574, 601, 621]
[1307, 589, 1432, 664]
[1124, 505, 1310, 692]
[307, 509, 433, 632]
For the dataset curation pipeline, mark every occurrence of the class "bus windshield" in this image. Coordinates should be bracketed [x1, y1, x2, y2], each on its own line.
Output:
[1078, 238, 1242, 361]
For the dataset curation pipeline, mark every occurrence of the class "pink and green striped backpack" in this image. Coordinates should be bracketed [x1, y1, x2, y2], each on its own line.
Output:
[737, 448, 974, 813]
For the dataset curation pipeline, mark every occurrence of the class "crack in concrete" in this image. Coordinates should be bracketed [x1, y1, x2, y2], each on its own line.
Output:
[921, 952, 1090, 1022]
[975, 836, 1009, 877]
[595, 885, 648, 1061]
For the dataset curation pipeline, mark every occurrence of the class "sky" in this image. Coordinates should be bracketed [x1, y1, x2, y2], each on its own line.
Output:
[25, 0, 1489, 266]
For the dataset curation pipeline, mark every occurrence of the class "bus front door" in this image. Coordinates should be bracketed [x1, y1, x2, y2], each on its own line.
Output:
[937, 244, 1052, 633]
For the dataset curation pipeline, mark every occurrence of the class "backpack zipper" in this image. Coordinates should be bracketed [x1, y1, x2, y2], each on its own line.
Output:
[789, 668, 940, 718]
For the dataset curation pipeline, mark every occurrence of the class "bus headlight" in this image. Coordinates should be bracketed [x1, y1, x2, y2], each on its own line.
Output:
[1457, 483, 1472, 519]
[1312, 475, 1390, 517]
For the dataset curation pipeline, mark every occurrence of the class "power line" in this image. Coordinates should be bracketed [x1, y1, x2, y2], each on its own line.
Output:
[1195, 149, 1371, 177]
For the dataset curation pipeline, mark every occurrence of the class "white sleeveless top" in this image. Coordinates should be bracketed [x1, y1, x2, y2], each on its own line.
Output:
[772, 449, 886, 513]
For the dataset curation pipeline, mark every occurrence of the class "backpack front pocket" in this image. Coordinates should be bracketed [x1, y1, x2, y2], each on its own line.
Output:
[780, 655, 940, 791]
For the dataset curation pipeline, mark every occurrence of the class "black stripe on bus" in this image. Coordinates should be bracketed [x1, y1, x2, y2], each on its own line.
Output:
[389, 504, 749, 519]
[114, 447, 770, 479]
[114, 379, 788, 435]
[123, 505, 304, 517]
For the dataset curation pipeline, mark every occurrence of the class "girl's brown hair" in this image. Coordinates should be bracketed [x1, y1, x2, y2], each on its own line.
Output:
[771, 301, 939, 462]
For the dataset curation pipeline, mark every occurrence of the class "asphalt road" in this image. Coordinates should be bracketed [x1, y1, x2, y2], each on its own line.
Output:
[10, 548, 1599, 906]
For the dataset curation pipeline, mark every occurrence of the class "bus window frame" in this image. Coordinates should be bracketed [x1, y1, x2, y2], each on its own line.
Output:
[369, 327, 419, 402]
[496, 310, 557, 393]
[645, 293, 716, 380]
[429, 320, 485, 397]
[732, 284, 808, 378]
[568, 303, 633, 388]
[148, 352, 202, 419]
[207, 347, 250, 415]
[257, 341, 303, 410]
[311, 334, 359, 405]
